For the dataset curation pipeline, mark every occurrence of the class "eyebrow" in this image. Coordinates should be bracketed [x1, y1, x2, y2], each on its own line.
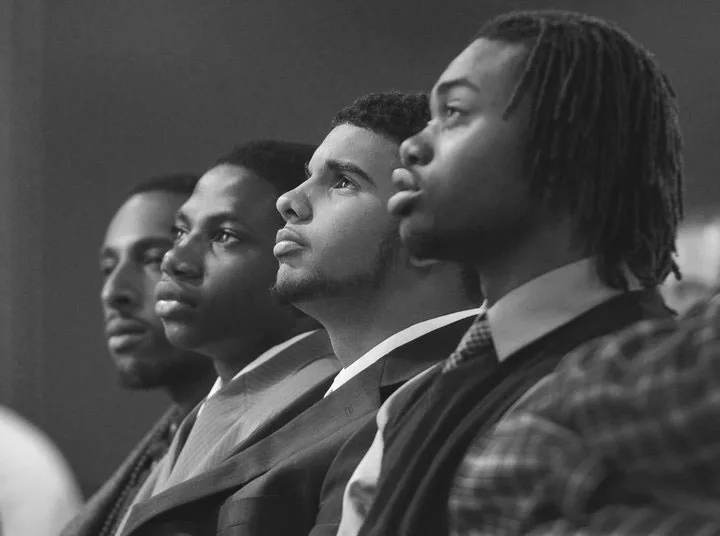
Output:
[325, 159, 375, 187]
[433, 77, 482, 98]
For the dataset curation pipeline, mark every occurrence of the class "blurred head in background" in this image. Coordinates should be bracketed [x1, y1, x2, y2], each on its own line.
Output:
[662, 216, 720, 313]
[100, 174, 215, 401]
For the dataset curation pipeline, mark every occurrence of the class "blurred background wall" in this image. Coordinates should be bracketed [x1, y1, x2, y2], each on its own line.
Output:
[2, 0, 719, 495]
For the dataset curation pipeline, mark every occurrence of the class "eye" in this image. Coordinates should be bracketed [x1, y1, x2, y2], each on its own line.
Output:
[443, 104, 461, 120]
[171, 225, 187, 243]
[213, 229, 240, 244]
[331, 176, 357, 190]
[99, 261, 116, 279]
[143, 248, 167, 269]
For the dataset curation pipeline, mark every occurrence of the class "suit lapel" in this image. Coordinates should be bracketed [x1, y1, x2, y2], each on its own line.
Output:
[122, 316, 475, 535]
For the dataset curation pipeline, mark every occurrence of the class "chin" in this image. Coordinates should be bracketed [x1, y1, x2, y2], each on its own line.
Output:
[114, 359, 165, 390]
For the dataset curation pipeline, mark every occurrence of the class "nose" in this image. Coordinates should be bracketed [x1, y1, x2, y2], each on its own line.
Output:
[276, 185, 312, 223]
[400, 128, 433, 167]
[101, 263, 139, 312]
[161, 240, 203, 283]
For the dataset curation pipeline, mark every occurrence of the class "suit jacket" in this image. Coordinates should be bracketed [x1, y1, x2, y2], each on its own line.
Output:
[120, 316, 475, 536]
[61, 406, 183, 536]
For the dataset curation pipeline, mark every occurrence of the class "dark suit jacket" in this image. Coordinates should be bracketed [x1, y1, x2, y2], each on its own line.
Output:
[120, 316, 475, 536]
[61, 406, 182, 536]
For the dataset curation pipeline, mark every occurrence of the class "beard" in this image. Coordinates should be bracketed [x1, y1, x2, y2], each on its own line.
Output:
[271, 229, 402, 304]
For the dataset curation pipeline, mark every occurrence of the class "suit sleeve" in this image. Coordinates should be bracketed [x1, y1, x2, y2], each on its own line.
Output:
[308, 414, 378, 536]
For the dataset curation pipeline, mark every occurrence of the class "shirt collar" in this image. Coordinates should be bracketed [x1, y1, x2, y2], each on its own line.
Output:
[488, 257, 638, 360]
[325, 306, 485, 396]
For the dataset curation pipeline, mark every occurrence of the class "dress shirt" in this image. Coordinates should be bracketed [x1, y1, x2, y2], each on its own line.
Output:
[449, 293, 720, 535]
[0, 406, 82, 536]
[338, 258, 631, 536]
[326, 308, 484, 396]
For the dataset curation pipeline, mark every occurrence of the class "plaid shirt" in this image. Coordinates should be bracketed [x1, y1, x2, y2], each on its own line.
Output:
[449, 294, 720, 535]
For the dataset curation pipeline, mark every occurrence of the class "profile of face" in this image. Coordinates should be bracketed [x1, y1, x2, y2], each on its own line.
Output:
[273, 124, 402, 304]
[388, 38, 537, 262]
[100, 191, 212, 389]
[156, 165, 290, 357]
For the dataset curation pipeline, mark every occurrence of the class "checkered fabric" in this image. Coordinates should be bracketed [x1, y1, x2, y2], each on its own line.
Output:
[442, 314, 493, 373]
[449, 294, 720, 535]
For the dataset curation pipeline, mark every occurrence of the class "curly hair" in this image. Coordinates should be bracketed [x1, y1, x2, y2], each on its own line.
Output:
[213, 140, 317, 196]
[477, 10, 684, 289]
[332, 92, 430, 146]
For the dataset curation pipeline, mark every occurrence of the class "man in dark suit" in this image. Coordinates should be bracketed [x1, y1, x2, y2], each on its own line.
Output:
[337, 10, 685, 536]
[62, 174, 216, 536]
[118, 92, 484, 536]
[104, 140, 340, 536]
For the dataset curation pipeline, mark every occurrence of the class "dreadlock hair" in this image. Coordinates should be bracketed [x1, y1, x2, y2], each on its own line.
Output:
[477, 10, 684, 289]
[332, 91, 430, 146]
[213, 140, 317, 196]
[127, 172, 200, 200]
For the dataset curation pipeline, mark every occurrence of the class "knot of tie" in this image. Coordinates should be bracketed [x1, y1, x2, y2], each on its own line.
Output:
[442, 314, 494, 373]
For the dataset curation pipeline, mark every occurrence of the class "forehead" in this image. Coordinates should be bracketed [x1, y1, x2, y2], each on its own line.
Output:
[434, 38, 528, 103]
[182, 164, 280, 225]
[104, 191, 186, 246]
[313, 124, 401, 185]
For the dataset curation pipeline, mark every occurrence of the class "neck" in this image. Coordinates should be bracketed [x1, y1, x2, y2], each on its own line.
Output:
[477, 222, 586, 306]
[300, 279, 475, 369]
[166, 372, 215, 414]
[207, 324, 307, 384]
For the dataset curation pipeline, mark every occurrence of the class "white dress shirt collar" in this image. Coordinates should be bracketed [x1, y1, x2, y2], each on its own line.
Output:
[325, 307, 485, 396]
[487, 257, 639, 360]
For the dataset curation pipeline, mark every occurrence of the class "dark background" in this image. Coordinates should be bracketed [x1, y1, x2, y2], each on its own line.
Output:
[3, 0, 719, 495]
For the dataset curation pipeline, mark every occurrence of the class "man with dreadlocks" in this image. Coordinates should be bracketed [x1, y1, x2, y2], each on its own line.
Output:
[336, 9, 685, 536]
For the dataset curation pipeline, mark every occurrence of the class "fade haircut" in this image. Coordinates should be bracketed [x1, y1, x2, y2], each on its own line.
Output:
[213, 140, 317, 196]
[332, 92, 430, 146]
[477, 10, 684, 289]
[127, 173, 200, 199]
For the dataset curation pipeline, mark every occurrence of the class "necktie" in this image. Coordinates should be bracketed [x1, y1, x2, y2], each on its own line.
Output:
[442, 314, 495, 373]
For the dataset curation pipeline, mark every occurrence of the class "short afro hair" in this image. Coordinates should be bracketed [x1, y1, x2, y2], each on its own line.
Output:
[331, 92, 430, 146]
[213, 140, 317, 196]
[127, 173, 200, 200]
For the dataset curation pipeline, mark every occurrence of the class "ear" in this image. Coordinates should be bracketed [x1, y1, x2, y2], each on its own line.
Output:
[408, 255, 442, 269]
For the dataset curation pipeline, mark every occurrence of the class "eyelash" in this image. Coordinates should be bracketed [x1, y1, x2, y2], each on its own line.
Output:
[331, 176, 357, 190]
[440, 104, 465, 125]
[213, 230, 240, 244]
[171, 225, 186, 243]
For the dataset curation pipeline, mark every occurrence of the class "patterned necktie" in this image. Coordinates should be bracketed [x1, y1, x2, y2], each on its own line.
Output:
[442, 313, 495, 373]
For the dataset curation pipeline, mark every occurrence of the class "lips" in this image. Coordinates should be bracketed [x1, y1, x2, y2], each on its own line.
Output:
[105, 318, 147, 339]
[274, 227, 307, 258]
[155, 279, 198, 318]
[388, 168, 423, 217]
[105, 318, 148, 353]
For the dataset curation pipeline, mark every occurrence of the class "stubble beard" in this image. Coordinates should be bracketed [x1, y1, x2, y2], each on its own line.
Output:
[271, 230, 401, 305]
